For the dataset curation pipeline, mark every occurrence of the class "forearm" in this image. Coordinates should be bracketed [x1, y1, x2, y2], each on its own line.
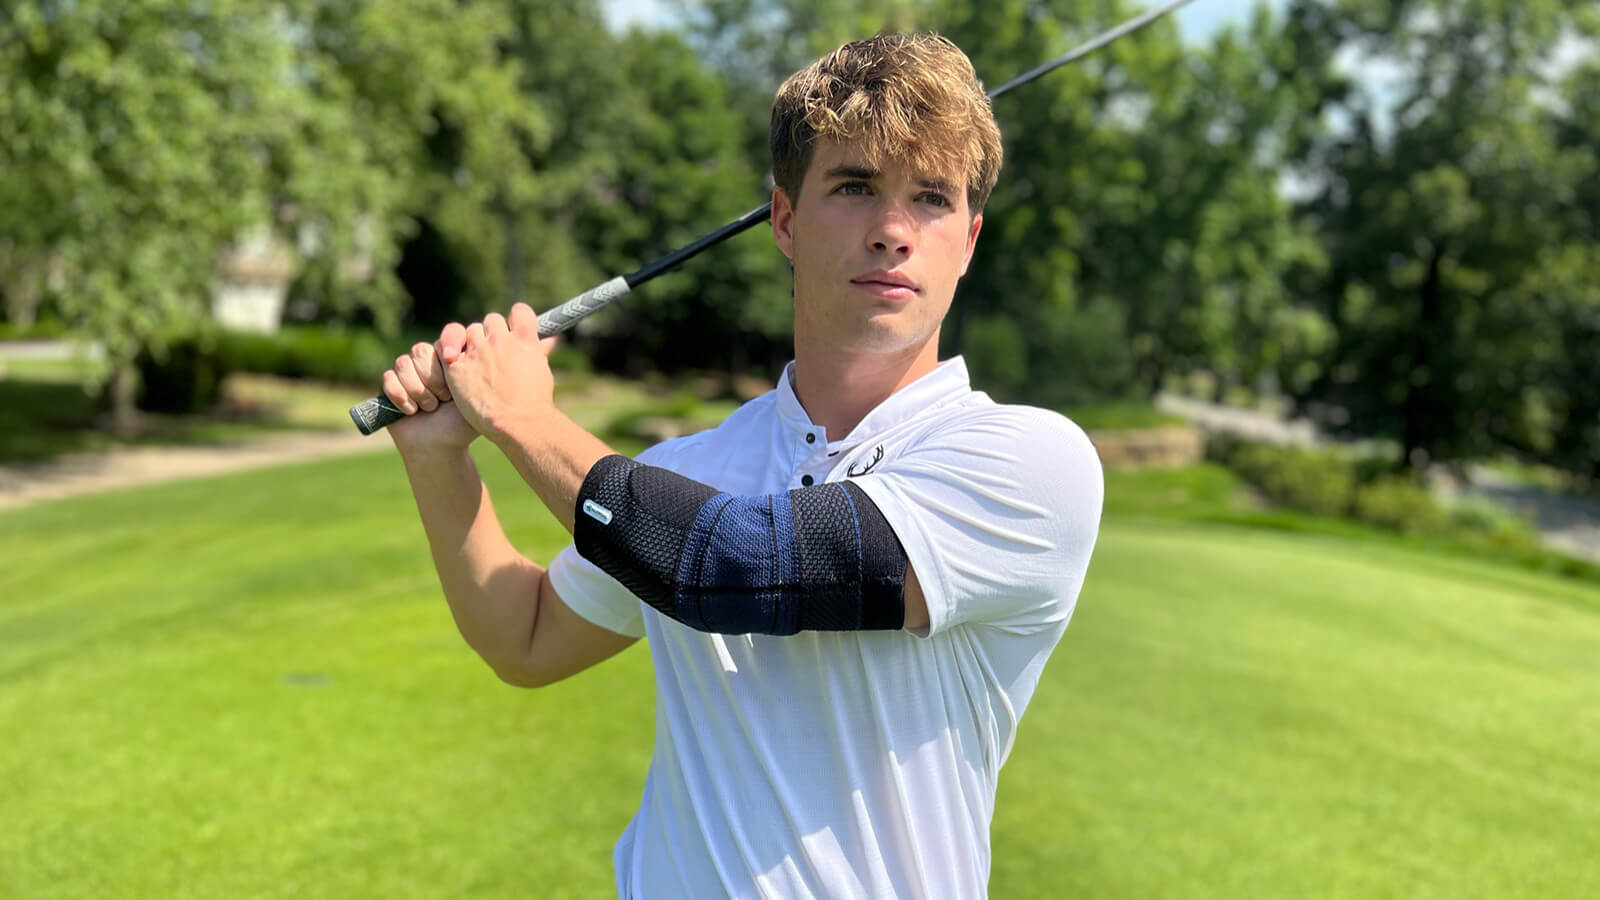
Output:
[488, 407, 615, 535]
[399, 446, 543, 673]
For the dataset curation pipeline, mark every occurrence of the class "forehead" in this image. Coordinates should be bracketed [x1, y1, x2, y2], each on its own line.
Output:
[805, 138, 965, 187]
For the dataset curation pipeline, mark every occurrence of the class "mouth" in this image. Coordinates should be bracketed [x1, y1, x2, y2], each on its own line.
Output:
[850, 272, 920, 300]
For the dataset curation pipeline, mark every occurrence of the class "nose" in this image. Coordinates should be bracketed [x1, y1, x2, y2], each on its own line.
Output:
[867, 202, 915, 258]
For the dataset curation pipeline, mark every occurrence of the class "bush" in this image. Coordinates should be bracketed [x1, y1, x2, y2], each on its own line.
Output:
[1352, 477, 1448, 535]
[214, 326, 403, 385]
[135, 339, 231, 413]
[0, 318, 72, 341]
[213, 326, 596, 386]
[1221, 441, 1356, 517]
[1447, 497, 1538, 546]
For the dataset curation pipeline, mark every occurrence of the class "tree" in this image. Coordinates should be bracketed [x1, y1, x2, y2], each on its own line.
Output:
[1287, 0, 1600, 467]
[0, 0, 533, 428]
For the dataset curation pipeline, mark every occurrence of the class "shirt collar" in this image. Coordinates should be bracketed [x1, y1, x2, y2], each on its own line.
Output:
[774, 356, 973, 445]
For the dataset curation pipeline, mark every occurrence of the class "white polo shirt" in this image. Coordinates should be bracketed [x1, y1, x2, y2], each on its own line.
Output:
[547, 356, 1103, 899]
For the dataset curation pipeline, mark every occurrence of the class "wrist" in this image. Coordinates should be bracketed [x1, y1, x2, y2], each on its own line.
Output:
[485, 406, 556, 455]
[395, 438, 476, 470]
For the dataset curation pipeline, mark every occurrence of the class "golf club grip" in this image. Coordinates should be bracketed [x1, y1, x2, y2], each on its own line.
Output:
[347, 276, 633, 435]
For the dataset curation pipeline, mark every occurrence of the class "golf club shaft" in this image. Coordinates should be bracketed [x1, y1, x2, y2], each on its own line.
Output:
[349, 0, 1197, 435]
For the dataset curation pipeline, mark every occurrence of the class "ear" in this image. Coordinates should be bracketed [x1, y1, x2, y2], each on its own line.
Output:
[959, 213, 984, 277]
[771, 186, 796, 260]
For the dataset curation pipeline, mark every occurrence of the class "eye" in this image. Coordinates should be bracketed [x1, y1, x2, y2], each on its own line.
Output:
[921, 191, 951, 208]
[835, 181, 870, 196]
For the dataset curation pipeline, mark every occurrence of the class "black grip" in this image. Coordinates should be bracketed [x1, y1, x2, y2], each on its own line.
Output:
[349, 394, 406, 436]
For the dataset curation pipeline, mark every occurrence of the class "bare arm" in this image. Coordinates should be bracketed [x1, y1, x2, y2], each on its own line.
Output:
[399, 444, 636, 687]
[384, 336, 635, 688]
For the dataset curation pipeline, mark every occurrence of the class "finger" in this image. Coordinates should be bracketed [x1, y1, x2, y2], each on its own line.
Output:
[465, 322, 486, 350]
[438, 322, 467, 362]
[484, 312, 508, 337]
[410, 341, 451, 402]
[394, 354, 436, 412]
[509, 302, 538, 336]
[382, 369, 417, 416]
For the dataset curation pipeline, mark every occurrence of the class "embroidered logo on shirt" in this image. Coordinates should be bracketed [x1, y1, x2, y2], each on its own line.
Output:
[846, 445, 885, 478]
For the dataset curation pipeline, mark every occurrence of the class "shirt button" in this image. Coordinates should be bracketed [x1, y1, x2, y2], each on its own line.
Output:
[801, 475, 814, 486]
[805, 433, 816, 444]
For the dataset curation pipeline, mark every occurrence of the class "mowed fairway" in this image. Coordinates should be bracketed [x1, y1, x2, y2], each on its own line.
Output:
[2, 451, 1597, 898]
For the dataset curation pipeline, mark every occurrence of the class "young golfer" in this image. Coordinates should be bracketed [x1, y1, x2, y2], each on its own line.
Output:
[381, 33, 1103, 899]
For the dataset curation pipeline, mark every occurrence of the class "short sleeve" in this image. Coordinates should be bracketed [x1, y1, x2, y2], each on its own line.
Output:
[850, 406, 1103, 636]
[543, 438, 691, 640]
[548, 544, 647, 638]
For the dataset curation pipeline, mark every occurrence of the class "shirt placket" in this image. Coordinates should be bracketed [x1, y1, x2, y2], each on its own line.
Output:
[792, 426, 832, 488]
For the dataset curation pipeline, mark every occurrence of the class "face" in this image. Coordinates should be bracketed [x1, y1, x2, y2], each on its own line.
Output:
[772, 138, 984, 357]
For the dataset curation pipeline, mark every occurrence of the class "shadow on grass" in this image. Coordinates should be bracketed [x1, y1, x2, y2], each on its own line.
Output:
[0, 376, 106, 463]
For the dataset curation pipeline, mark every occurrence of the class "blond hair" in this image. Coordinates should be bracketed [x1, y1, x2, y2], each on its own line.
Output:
[770, 33, 1003, 214]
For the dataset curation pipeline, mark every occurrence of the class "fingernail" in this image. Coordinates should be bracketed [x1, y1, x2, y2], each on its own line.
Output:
[442, 345, 459, 358]
[403, 401, 417, 414]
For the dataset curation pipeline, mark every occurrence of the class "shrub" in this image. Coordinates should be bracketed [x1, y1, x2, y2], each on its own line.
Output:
[1224, 442, 1356, 517]
[214, 326, 403, 385]
[1447, 497, 1538, 547]
[1352, 477, 1448, 535]
[135, 340, 230, 413]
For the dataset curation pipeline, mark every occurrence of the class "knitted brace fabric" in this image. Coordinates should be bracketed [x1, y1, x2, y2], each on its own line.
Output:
[574, 455, 906, 634]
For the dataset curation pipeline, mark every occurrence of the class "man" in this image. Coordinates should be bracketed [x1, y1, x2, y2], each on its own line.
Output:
[380, 33, 1103, 899]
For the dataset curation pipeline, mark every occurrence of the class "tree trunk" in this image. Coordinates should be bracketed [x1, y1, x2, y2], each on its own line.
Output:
[0, 246, 46, 330]
[107, 359, 140, 438]
[1401, 246, 1444, 469]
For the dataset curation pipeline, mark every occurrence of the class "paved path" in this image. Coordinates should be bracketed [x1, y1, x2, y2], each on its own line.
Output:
[0, 339, 103, 362]
[0, 430, 385, 511]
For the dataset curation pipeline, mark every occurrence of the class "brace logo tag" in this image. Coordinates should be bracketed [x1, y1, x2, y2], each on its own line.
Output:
[582, 499, 614, 525]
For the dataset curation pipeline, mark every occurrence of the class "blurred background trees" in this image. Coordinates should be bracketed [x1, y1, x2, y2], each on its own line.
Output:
[1, 0, 1596, 477]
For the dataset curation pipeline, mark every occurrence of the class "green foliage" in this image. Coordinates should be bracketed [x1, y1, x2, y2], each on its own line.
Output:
[1351, 475, 1448, 535]
[1446, 496, 1538, 546]
[135, 340, 232, 414]
[1061, 402, 1185, 432]
[215, 327, 403, 386]
[1215, 439, 1357, 517]
[1286, 0, 1600, 468]
[0, 0, 534, 423]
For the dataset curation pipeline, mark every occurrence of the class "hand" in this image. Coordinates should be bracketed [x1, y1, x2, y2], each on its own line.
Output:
[441, 303, 558, 444]
[382, 331, 477, 455]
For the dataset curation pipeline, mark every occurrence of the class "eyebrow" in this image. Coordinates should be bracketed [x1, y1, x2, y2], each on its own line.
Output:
[823, 164, 958, 196]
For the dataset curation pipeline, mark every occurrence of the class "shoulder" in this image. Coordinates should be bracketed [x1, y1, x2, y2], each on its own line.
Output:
[911, 402, 1101, 482]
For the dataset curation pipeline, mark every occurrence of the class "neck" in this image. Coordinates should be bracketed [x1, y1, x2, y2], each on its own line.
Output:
[790, 333, 941, 439]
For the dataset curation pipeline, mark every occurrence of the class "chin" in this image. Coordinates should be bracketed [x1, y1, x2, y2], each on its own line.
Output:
[843, 319, 934, 355]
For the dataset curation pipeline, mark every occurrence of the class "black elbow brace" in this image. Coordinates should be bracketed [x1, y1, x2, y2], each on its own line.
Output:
[573, 455, 907, 635]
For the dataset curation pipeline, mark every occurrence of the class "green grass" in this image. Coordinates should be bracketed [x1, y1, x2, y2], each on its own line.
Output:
[2, 453, 1598, 897]
[1062, 401, 1187, 431]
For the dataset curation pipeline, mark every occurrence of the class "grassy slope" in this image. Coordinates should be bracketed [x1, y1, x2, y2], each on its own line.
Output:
[1, 452, 1597, 897]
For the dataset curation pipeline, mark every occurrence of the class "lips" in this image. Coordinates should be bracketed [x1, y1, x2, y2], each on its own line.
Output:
[850, 270, 920, 294]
